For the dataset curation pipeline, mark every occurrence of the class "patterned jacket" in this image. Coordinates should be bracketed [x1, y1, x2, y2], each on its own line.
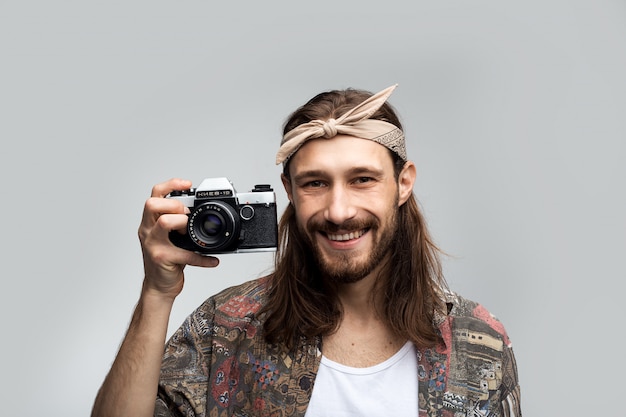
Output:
[155, 277, 521, 416]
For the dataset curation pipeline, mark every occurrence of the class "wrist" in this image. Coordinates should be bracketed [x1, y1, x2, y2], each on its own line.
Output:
[136, 283, 177, 326]
[140, 276, 182, 304]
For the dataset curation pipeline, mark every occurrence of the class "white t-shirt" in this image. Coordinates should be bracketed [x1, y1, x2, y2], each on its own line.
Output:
[304, 341, 419, 416]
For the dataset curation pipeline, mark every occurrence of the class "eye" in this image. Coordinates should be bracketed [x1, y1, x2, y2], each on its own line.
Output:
[353, 177, 374, 184]
[305, 180, 326, 188]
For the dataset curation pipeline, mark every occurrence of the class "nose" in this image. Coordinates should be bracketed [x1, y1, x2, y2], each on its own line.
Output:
[324, 185, 357, 225]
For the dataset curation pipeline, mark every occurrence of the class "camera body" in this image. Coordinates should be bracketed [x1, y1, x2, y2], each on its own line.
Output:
[166, 177, 278, 254]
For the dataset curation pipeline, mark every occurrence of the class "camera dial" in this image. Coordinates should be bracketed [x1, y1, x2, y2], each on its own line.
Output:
[240, 205, 255, 220]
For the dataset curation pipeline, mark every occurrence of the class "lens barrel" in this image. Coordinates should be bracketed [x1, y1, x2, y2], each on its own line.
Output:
[188, 201, 240, 250]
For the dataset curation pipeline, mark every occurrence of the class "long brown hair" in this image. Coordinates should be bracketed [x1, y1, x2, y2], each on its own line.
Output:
[262, 88, 448, 350]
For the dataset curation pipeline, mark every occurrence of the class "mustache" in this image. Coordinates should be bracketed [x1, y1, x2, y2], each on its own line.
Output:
[306, 217, 378, 234]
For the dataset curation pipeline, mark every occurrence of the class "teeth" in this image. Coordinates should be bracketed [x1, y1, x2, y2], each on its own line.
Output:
[327, 229, 366, 241]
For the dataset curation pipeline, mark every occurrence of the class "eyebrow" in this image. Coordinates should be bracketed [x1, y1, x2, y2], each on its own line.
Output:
[292, 166, 386, 183]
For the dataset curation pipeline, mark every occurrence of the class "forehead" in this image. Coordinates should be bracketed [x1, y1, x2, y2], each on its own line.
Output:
[287, 134, 395, 176]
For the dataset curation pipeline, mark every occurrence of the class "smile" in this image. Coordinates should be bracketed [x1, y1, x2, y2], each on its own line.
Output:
[326, 229, 368, 242]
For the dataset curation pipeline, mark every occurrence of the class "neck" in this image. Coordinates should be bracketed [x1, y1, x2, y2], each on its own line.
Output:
[322, 264, 407, 367]
[335, 273, 380, 319]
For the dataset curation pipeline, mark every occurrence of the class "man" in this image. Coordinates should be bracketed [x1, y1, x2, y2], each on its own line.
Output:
[92, 85, 521, 416]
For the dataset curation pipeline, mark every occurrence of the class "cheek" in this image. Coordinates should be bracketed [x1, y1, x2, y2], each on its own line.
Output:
[375, 198, 400, 224]
[291, 199, 314, 225]
[292, 192, 321, 215]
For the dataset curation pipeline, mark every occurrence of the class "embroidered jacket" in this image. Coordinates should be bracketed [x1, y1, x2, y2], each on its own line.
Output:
[155, 277, 521, 416]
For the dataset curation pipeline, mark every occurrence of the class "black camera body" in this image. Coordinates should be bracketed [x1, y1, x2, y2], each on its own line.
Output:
[166, 177, 278, 254]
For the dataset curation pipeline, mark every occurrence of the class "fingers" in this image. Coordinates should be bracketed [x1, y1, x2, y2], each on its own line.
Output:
[150, 178, 192, 198]
[141, 178, 222, 265]
[180, 251, 220, 269]
[142, 197, 188, 225]
[139, 179, 193, 257]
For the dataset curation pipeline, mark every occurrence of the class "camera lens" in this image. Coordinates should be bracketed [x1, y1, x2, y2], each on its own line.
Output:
[188, 202, 240, 251]
[202, 214, 223, 236]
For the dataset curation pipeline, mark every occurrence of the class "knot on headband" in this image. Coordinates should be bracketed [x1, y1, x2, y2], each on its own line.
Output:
[276, 84, 407, 165]
[322, 118, 338, 137]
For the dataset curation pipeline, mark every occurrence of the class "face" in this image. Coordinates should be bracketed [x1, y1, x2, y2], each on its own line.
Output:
[282, 135, 416, 284]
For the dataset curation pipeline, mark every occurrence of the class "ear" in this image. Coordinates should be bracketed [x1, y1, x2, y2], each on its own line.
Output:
[281, 173, 293, 203]
[397, 161, 416, 206]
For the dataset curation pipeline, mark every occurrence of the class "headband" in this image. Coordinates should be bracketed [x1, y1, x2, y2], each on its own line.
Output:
[276, 84, 407, 165]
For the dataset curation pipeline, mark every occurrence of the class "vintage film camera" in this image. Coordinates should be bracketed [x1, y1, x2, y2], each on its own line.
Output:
[166, 177, 278, 254]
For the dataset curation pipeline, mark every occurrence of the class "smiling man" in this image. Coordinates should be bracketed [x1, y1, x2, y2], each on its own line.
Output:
[285, 135, 405, 283]
[92, 85, 522, 417]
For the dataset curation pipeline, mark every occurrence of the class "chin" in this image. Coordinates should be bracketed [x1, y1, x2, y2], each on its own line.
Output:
[319, 258, 377, 284]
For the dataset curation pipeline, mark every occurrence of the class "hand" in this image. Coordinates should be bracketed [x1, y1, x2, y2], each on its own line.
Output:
[138, 178, 219, 300]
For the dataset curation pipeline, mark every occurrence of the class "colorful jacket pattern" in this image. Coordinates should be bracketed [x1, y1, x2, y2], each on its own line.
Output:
[155, 277, 521, 417]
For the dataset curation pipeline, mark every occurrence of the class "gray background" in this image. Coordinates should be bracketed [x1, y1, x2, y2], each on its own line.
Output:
[2, 0, 625, 415]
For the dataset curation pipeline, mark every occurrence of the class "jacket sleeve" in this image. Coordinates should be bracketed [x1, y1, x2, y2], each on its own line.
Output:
[441, 296, 523, 416]
[499, 343, 522, 416]
[154, 298, 217, 417]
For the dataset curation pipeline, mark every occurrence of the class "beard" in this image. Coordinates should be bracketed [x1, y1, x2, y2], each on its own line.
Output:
[298, 203, 399, 285]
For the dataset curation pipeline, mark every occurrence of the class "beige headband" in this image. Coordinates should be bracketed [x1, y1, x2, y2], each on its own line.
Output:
[276, 84, 407, 165]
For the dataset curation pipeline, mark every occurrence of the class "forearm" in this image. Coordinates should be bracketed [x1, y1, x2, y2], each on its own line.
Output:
[92, 286, 175, 417]
[92, 177, 220, 416]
